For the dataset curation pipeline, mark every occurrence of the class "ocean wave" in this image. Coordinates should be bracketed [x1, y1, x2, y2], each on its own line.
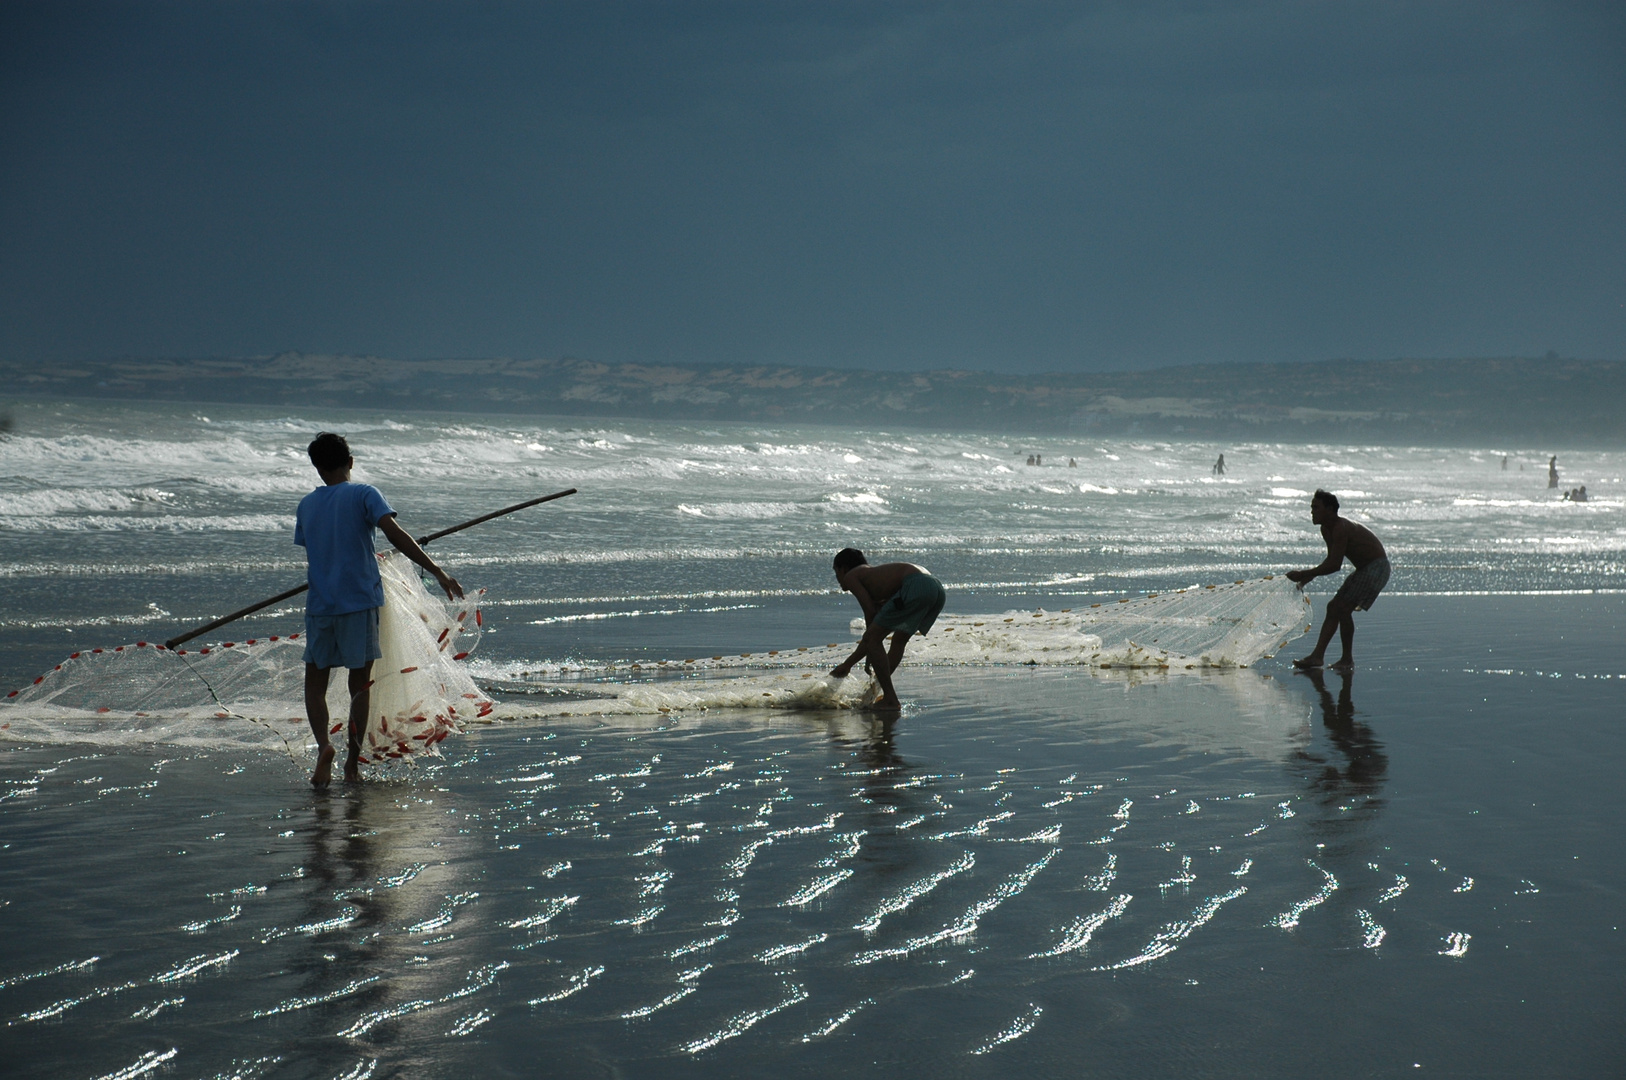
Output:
[3, 408, 1622, 602]
[0, 513, 294, 533]
[822, 492, 889, 514]
[0, 433, 285, 485]
[200, 474, 320, 495]
[0, 487, 174, 516]
[678, 502, 802, 520]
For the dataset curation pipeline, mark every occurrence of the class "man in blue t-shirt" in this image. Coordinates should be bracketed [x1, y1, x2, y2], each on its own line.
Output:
[296, 432, 463, 786]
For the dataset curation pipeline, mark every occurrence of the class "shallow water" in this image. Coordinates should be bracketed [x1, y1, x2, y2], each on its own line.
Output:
[1, 399, 1621, 685]
[2, 595, 1622, 1078]
[1, 401, 1622, 1076]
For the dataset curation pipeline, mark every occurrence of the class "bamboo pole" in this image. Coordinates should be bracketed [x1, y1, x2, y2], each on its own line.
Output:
[162, 488, 576, 650]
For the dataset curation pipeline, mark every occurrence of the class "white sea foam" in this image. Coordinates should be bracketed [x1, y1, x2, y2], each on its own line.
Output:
[5, 405, 1622, 759]
[677, 501, 802, 519]
[487, 672, 874, 721]
[822, 491, 889, 513]
[0, 486, 173, 515]
[0, 513, 294, 533]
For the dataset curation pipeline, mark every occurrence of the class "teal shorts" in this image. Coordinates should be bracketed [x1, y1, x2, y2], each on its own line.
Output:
[302, 607, 382, 670]
[875, 573, 946, 636]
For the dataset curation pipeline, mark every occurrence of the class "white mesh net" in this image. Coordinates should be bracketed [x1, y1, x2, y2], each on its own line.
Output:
[1, 553, 490, 758]
[908, 575, 1314, 670]
[3, 572, 1310, 738]
[474, 575, 1314, 721]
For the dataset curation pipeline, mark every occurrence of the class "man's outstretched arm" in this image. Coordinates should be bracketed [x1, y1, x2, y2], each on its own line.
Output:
[831, 577, 880, 676]
[833, 623, 893, 690]
[1287, 534, 1347, 585]
[378, 514, 464, 599]
[832, 638, 869, 677]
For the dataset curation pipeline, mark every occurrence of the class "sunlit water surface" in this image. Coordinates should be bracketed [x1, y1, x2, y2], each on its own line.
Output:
[0, 401, 1621, 1077]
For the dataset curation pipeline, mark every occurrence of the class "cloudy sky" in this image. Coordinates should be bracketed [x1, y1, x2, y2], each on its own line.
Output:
[2, 1, 1622, 372]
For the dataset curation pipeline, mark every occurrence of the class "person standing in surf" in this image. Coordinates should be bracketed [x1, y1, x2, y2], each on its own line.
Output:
[829, 548, 946, 710]
[1287, 489, 1389, 671]
[297, 432, 463, 786]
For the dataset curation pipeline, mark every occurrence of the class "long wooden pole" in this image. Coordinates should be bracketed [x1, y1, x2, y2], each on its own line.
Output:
[411, 488, 577, 545]
[162, 488, 577, 650]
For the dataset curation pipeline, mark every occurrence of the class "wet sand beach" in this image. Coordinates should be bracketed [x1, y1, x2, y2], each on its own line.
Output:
[1, 595, 1620, 1078]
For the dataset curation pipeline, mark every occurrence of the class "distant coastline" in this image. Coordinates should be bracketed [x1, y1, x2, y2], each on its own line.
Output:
[4, 353, 1622, 445]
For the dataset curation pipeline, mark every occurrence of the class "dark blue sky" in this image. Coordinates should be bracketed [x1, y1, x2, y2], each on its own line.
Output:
[3, 1, 1622, 372]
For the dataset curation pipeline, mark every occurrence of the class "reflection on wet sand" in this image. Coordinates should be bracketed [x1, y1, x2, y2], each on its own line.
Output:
[830, 719, 951, 931]
[255, 782, 492, 1063]
[1297, 667, 1388, 812]
[1286, 665, 1390, 931]
[524, 667, 1315, 766]
[6, 662, 1556, 1078]
[939, 667, 1313, 763]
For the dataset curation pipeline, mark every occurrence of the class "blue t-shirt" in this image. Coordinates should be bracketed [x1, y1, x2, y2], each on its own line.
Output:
[294, 482, 395, 616]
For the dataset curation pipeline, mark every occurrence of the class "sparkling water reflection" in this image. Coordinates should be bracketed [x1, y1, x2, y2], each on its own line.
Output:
[5, 637, 1619, 1077]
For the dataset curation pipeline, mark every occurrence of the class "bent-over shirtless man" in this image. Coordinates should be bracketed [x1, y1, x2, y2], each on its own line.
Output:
[1287, 489, 1389, 671]
[830, 548, 946, 710]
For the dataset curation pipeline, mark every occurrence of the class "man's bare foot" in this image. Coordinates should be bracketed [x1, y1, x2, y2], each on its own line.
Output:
[311, 744, 336, 787]
[868, 697, 902, 711]
[1329, 658, 1354, 671]
[1292, 656, 1324, 670]
[343, 753, 363, 783]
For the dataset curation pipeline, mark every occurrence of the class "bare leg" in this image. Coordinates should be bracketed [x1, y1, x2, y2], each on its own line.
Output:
[1330, 609, 1357, 670]
[885, 631, 913, 674]
[1294, 599, 1353, 669]
[304, 663, 336, 787]
[859, 626, 902, 709]
[343, 662, 373, 782]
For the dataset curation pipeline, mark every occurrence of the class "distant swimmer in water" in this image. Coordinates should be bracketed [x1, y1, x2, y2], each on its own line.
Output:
[297, 432, 463, 787]
[1563, 485, 1588, 503]
[1068, 457, 1077, 468]
[1548, 456, 1559, 488]
[1026, 455, 1035, 466]
[1213, 453, 1226, 476]
[829, 547, 947, 711]
[1286, 489, 1389, 672]
[1502, 455, 1508, 471]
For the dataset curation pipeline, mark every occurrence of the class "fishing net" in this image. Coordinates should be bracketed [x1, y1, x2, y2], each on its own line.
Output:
[909, 575, 1314, 669]
[4, 571, 1309, 739]
[472, 575, 1314, 721]
[1, 553, 491, 760]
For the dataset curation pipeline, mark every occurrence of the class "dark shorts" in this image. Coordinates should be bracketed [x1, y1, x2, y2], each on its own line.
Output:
[1333, 558, 1391, 611]
[303, 607, 382, 670]
[875, 573, 947, 636]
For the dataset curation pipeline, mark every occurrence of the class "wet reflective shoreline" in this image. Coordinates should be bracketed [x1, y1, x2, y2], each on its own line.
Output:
[3, 602, 1621, 1078]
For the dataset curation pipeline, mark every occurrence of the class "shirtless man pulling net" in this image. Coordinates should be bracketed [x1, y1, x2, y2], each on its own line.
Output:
[1287, 489, 1389, 671]
[829, 548, 947, 710]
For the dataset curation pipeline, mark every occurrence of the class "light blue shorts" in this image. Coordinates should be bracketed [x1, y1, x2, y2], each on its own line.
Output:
[302, 608, 382, 670]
